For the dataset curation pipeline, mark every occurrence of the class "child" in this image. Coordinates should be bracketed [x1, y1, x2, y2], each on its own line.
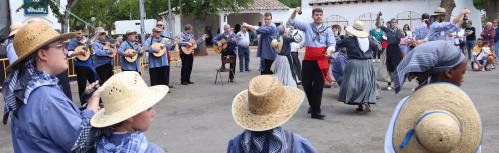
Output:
[227, 75, 317, 153]
[91, 71, 169, 153]
[472, 38, 494, 71]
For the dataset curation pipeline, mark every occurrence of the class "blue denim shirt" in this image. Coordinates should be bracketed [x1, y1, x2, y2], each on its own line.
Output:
[92, 40, 113, 67]
[68, 38, 95, 68]
[5, 38, 18, 64]
[178, 33, 193, 47]
[213, 32, 238, 53]
[145, 37, 170, 68]
[415, 22, 430, 40]
[288, 19, 336, 51]
[118, 41, 142, 71]
[426, 22, 459, 42]
[11, 85, 95, 153]
[255, 24, 278, 60]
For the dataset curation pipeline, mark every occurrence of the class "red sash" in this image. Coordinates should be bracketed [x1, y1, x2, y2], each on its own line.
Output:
[304, 47, 332, 83]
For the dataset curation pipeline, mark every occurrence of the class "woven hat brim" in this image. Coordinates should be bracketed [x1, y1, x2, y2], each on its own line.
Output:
[91, 85, 169, 128]
[9, 29, 19, 37]
[6, 32, 76, 73]
[393, 83, 482, 153]
[346, 26, 368, 38]
[232, 86, 305, 131]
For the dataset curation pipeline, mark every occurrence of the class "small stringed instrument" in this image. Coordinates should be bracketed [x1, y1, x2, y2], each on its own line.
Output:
[75, 45, 92, 61]
[181, 34, 207, 55]
[152, 43, 167, 57]
[124, 49, 138, 62]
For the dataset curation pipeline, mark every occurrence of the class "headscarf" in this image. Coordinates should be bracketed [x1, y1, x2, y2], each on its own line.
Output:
[241, 127, 289, 153]
[393, 40, 466, 93]
[2, 55, 59, 124]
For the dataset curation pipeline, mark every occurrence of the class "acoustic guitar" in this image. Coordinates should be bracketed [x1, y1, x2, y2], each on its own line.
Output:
[104, 44, 117, 58]
[75, 45, 92, 61]
[213, 39, 228, 54]
[124, 49, 138, 62]
[181, 34, 207, 55]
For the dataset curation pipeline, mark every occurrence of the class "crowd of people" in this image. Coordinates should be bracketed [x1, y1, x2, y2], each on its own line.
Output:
[0, 4, 492, 153]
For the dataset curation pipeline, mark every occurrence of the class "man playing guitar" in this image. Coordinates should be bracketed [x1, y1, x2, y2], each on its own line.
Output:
[178, 24, 196, 85]
[145, 27, 174, 87]
[118, 30, 142, 73]
[67, 26, 98, 105]
[212, 24, 238, 82]
[92, 28, 114, 84]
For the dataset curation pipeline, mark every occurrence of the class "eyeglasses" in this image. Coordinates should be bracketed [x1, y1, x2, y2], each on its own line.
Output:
[153, 31, 161, 33]
[156, 24, 163, 27]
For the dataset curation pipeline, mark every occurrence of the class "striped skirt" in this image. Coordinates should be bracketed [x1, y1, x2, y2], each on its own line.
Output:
[338, 59, 377, 105]
[274, 55, 297, 87]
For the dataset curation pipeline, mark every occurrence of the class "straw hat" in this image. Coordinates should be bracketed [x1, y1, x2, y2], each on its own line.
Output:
[125, 30, 137, 36]
[345, 21, 369, 38]
[9, 22, 23, 37]
[271, 36, 284, 54]
[434, 7, 447, 15]
[392, 83, 481, 153]
[91, 71, 169, 128]
[232, 75, 305, 131]
[7, 20, 75, 72]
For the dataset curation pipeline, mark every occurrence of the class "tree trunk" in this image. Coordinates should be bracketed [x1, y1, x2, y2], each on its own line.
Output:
[62, 0, 79, 33]
[440, 0, 456, 22]
[193, 16, 207, 56]
[485, 0, 498, 21]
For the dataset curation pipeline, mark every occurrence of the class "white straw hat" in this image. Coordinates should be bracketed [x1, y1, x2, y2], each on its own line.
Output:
[392, 83, 482, 153]
[91, 71, 169, 128]
[232, 75, 305, 131]
[346, 21, 369, 38]
[271, 36, 284, 54]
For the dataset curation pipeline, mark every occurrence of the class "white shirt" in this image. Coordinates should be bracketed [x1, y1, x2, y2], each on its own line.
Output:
[290, 30, 303, 52]
[236, 31, 250, 47]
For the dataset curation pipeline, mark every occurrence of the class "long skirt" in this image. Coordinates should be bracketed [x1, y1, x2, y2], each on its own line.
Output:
[274, 55, 297, 87]
[338, 59, 377, 105]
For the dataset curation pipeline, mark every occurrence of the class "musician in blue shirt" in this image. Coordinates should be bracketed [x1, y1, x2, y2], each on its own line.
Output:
[118, 30, 142, 72]
[178, 24, 196, 85]
[213, 24, 238, 82]
[145, 27, 173, 87]
[92, 29, 114, 84]
[67, 26, 98, 104]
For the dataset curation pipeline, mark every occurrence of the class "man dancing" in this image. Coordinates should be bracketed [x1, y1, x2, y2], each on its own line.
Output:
[289, 7, 336, 120]
[242, 12, 278, 75]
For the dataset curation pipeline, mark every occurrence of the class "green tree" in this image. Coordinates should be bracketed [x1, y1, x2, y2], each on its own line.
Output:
[279, 0, 301, 8]
[174, 0, 254, 55]
[474, 0, 499, 22]
[18, 0, 79, 33]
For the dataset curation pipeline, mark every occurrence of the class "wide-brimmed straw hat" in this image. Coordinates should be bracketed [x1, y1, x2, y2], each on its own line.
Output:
[434, 7, 447, 15]
[346, 21, 369, 38]
[7, 20, 75, 72]
[392, 83, 481, 153]
[9, 22, 23, 37]
[232, 75, 305, 131]
[91, 71, 169, 128]
[271, 36, 284, 54]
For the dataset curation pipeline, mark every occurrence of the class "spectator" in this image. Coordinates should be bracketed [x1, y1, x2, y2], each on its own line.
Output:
[370, 21, 384, 62]
[494, 19, 499, 61]
[465, 20, 477, 60]
[472, 38, 494, 71]
[481, 22, 495, 49]
[414, 13, 430, 41]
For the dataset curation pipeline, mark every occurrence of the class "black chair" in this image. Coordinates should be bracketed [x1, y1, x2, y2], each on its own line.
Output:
[215, 55, 235, 85]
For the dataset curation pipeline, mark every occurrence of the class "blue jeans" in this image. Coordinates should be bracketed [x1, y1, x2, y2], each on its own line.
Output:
[466, 40, 476, 60]
[238, 45, 250, 71]
[495, 40, 499, 59]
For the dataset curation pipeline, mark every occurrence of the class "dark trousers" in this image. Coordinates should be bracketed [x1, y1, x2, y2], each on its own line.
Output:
[373, 48, 382, 60]
[180, 53, 194, 83]
[261, 59, 274, 75]
[56, 71, 72, 101]
[75, 66, 97, 104]
[149, 66, 170, 86]
[290, 52, 302, 81]
[96, 63, 114, 85]
[302, 60, 324, 115]
[222, 49, 237, 80]
[238, 45, 250, 71]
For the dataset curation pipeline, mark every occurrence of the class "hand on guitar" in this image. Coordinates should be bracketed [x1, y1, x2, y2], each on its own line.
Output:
[126, 51, 137, 57]
[217, 42, 223, 47]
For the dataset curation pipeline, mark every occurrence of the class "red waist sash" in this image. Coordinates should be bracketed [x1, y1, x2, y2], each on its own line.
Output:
[304, 47, 331, 83]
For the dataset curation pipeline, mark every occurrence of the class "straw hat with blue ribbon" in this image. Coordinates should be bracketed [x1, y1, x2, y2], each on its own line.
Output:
[392, 83, 481, 153]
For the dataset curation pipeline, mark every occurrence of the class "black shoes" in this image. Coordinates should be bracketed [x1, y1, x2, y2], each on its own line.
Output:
[311, 114, 325, 120]
[187, 81, 194, 84]
[181, 82, 188, 85]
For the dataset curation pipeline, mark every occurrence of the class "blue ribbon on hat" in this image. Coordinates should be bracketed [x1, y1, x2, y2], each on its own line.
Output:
[399, 111, 456, 149]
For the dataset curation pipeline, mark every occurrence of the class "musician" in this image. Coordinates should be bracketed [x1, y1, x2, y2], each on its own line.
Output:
[213, 24, 238, 82]
[178, 24, 195, 85]
[156, 21, 173, 38]
[118, 30, 142, 72]
[92, 29, 114, 84]
[67, 26, 98, 104]
[145, 27, 173, 87]
[242, 12, 278, 75]
[289, 7, 336, 120]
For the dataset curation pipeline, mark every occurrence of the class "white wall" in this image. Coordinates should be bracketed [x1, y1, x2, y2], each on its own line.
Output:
[298, 0, 482, 34]
[9, 0, 66, 30]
